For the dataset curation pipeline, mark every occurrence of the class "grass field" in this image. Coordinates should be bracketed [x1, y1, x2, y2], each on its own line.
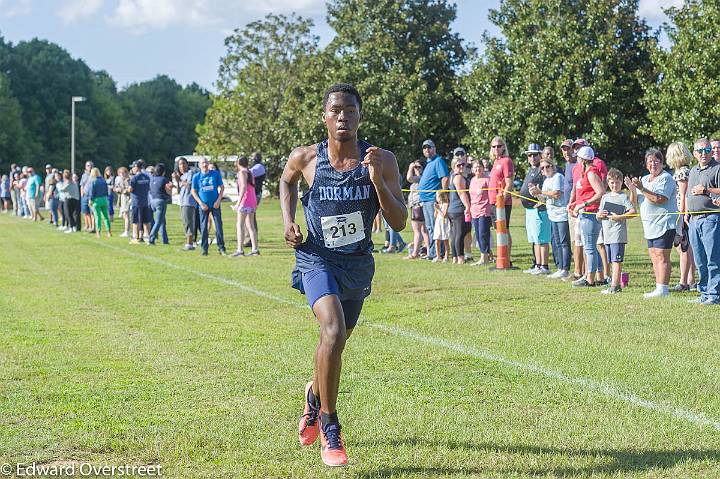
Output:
[1, 199, 719, 479]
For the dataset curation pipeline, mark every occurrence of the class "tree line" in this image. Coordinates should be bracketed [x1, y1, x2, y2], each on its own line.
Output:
[198, 0, 720, 194]
[0, 36, 210, 173]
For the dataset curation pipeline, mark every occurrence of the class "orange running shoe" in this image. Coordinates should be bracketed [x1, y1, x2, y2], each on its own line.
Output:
[319, 419, 348, 467]
[298, 382, 320, 446]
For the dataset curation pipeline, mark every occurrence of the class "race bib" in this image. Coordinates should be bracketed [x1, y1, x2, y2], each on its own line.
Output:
[321, 211, 365, 249]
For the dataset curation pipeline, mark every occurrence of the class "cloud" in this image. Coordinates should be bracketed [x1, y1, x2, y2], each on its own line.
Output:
[1, 0, 32, 18]
[106, 0, 325, 33]
[638, 0, 684, 22]
[58, 0, 104, 23]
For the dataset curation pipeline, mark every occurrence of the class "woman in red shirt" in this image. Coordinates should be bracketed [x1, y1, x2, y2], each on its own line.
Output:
[570, 146, 606, 287]
[488, 136, 515, 260]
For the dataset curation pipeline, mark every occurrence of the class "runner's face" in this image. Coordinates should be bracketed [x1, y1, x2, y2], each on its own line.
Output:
[323, 92, 361, 142]
[199, 160, 209, 173]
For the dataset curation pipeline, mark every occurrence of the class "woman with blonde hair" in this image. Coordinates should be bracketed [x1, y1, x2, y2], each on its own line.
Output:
[488, 136, 515, 261]
[666, 141, 696, 292]
[114, 167, 131, 237]
[87, 167, 111, 238]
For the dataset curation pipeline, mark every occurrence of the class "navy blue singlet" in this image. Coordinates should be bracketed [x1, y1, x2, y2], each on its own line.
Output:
[291, 139, 380, 299]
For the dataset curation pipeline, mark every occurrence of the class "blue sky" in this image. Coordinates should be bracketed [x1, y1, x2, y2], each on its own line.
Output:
[0, 0, 680, 92]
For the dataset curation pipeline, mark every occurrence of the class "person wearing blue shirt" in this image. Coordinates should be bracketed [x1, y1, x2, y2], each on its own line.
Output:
[417, 139, 449, 259]
[128, 159, 152, 244]
[191, 157, 226, 255]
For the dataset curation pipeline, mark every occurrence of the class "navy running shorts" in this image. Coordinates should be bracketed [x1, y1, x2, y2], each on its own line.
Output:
[300, 269, 365, 329]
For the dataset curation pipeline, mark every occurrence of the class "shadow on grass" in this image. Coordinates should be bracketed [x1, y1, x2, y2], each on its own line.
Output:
[354, 438, 720, 477]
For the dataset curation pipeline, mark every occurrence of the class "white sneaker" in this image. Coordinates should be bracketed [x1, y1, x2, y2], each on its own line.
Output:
[643, 289, 669, 299]
[120, 231, 129, 237]
[64, 228, 73, 234]
[556, 270, 569, 279]
[523, 266, 539, 274]
[547, 270, 563, 279]
[532, 267, 551, 275]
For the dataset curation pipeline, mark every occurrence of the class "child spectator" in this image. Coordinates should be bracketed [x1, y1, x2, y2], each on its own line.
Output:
[432, 191, 450, 263]
[597, 168, 636, 294]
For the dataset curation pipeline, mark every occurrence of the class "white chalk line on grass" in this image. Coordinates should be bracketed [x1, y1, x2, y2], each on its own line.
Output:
[47, 226, 720, 432]
[368, 323, 720, 432]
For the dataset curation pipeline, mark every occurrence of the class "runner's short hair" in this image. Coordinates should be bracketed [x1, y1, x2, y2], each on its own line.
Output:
[323, 83, 362, 112]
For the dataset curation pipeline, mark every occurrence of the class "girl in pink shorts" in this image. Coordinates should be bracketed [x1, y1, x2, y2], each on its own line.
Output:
[232, 156, 259, 256]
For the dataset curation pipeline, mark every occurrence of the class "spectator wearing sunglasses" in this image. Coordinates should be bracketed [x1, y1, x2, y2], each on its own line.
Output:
[520, 143, 550, 275]
[488, 136, 515, 262]
[685, 138, 720, 305]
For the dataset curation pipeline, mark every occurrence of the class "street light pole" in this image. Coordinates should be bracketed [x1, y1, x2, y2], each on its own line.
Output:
[71, 96, 86, 176]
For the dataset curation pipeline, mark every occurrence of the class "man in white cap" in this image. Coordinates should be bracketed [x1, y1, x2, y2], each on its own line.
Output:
[566, 138, 608, 282]
[520, 143, 551, 274]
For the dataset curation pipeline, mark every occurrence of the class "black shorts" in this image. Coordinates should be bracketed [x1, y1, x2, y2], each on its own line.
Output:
[131, 205, 152, 225]
[647, 229, 675, 250]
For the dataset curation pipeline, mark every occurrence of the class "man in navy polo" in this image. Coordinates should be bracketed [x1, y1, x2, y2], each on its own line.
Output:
[418, 139, 449, 260]
[128, 160, 152, 244]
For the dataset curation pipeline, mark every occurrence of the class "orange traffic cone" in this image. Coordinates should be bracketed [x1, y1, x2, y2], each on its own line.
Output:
[491, 181, 511, 270]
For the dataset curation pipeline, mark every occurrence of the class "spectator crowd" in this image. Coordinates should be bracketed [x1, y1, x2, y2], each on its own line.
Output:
[2, 137, 719, 304]
[389, 136, 720, 305]
[1, 153, 266, 257]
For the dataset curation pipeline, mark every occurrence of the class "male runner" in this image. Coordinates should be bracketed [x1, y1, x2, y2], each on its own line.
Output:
[280, 83, 406, 467]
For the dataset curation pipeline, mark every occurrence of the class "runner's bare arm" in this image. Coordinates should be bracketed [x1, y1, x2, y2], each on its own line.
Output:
[363, 146, 407, 232]
[280, 146, 314, 248]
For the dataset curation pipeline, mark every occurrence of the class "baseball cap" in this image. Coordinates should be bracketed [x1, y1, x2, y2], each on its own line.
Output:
[560, 139, 573, 148]
[45, 163, 52, 169]
[573, 138, 589, 147]
[577, 146, 595, 160]
[453, 147, 466, 156]
[524, 143, 542, 155]
[422, 139, 435, 148]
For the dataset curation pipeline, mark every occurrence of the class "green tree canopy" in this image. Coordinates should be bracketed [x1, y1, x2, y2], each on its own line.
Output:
[196, 13, 326, 194]
[326, 0, 469, 167]
[462, 0, 656, 175]
[0, 34, 209, 172]
[642, 0, 720, 146]
[121, 75, 211, 164]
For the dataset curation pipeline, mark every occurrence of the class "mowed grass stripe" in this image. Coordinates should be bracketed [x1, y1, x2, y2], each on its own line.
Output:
[2, 208, 719, 478]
